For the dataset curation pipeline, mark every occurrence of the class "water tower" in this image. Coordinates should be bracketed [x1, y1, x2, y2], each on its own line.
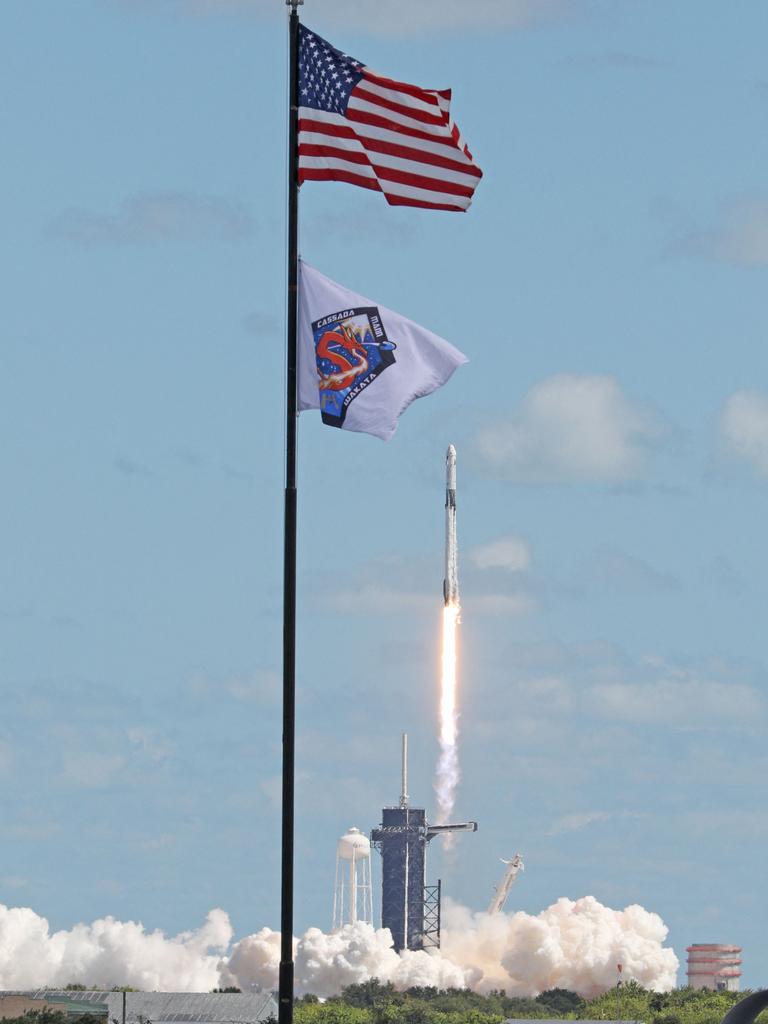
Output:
[332, 826, 373, 929]
[686, 944, 743, 991]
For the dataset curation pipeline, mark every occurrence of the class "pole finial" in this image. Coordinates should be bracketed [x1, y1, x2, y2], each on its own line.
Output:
[286, 0, 304, 8]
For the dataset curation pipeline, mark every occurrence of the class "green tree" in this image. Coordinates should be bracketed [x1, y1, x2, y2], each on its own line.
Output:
[500, 995, 549, 1018]
[294, 1002, 371, 1024]
[582, 980, 652, 1022]
[655, 1013, 683, 1024]
[340, 981, 399, 1009]
[537, 988, 585, 1016]
[11, 1012, 68, 1024]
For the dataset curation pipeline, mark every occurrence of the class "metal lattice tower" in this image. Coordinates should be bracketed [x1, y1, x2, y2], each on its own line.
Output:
[423, 882, 441, 949]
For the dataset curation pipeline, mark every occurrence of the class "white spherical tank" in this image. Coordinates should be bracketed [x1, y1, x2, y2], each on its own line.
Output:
[332, 826, 373, 930]
[337, 827, 371, 860]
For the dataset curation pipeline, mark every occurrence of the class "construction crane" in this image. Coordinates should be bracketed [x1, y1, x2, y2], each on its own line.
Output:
[488, 854, 524, 914]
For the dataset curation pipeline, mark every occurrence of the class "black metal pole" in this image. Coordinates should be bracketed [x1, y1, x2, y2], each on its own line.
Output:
[279, 5, 300, 1024]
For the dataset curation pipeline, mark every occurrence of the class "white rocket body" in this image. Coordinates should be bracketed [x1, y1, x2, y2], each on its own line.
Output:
[443, 444, 459, 606]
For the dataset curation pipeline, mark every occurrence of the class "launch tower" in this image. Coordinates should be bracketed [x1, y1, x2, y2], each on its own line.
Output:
[371, 734, 477, 952]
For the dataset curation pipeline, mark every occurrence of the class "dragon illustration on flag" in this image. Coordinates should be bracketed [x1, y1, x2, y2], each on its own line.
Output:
[311, 305, 397, 428]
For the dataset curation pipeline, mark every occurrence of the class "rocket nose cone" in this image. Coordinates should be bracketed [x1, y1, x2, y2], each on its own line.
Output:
[446, 444, 456, 462]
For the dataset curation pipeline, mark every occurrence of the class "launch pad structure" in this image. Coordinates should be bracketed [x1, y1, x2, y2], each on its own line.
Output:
[371, 735, 477, 952]
[488, 854, 524, 914]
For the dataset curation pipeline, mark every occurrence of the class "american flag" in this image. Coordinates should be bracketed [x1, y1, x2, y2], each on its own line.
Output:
[297, 24, 483, 213]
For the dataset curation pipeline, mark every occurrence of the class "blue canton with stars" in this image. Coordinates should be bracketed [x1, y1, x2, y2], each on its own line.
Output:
[298, 24, 365, 116]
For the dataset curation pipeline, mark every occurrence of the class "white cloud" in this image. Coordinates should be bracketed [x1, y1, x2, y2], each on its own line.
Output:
[471, 535, 531, 572]
[589, 675, 764, 727]
[325, 584, 433, 615]
[51, 192, 255, 244]
[720, 390, 768, 478]
[321, 0, 573, 34]
[484, 647, 764, 734]
[688, 200, 768, 266]
[1, 877, 27, 891]
[127, 727, 174, 763]
[547, 810, 611, 835]
[55, 721, 177, 789]
[225, 670, 279, 703]
[185, 669, 279, 704]
[585, 546, 679, 593]
[135, 0, 575, 34]
[562, 52, 666, 72]
[681, 809, 768, 841]
[114, 455, 154, 478]
[466, 592, 534, 615]
[325, 584, 532, 617]
[259, 773, 284, 808]
[547, 809, 648, 836]
[243, 311, 279, 338]
[523, 675, 574, 714]
[317, 550, 536, 617]
[0, 823, 60, 842]
[62, 751, 127, 788]
[476, 374, 661, 483]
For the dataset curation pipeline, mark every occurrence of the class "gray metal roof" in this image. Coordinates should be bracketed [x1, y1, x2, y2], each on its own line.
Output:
[7, 992, 276, 1024]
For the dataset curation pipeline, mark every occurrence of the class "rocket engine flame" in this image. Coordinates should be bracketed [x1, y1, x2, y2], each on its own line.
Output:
[436, 601, 461, 825]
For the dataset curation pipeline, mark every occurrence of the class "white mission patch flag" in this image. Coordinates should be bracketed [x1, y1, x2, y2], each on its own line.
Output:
[298, 261, 467, 441]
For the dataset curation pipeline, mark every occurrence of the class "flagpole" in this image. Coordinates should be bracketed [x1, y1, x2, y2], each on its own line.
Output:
[279, 1, 301, 1022]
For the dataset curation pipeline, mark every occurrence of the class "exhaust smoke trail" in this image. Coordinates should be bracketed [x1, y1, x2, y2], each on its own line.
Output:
[436, 601, 460, 824]
[436, 445, 461, 827]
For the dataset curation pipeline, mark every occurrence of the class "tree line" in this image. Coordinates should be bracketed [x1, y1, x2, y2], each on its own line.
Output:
[290, 980, 763, 1024]
[4, 980, 762, 1024]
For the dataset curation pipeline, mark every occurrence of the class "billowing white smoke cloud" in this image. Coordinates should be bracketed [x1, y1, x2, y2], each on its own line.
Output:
[440, 897, 679, 997]
[221, 922, 466, 997]
[221, 926, 283, 993]
[0, 897, 678, 997]
[0, 905, 231, 990]
[222, 897, 678, 998]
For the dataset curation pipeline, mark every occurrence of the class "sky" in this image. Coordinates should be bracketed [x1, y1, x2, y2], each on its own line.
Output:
[2, 0, 768, 992]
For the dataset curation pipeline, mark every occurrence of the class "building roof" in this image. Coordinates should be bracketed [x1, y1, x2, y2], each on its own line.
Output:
[49, 997, 109, 1016]
[5, 992, 277, 1024]
[0, 995, 106, 1021]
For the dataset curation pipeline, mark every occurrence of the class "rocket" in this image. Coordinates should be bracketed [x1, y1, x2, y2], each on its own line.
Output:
[443, 444, 459, 606]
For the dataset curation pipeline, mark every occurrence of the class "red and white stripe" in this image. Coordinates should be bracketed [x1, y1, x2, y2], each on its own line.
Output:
[299, 69, 483, 212]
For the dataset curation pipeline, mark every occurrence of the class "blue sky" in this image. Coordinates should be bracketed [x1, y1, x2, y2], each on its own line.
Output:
[2, 0, 768, 990]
